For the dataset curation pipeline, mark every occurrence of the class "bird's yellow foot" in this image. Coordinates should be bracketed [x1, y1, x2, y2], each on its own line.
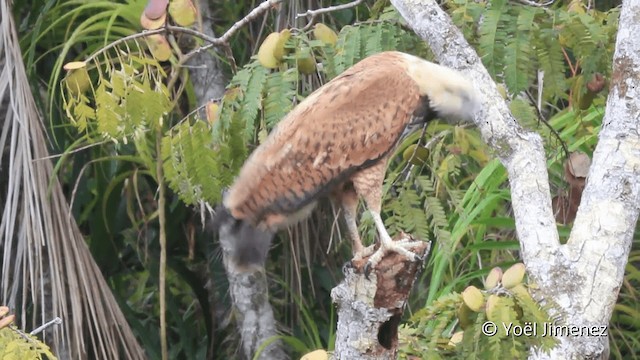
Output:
[359, 233, 424, 279]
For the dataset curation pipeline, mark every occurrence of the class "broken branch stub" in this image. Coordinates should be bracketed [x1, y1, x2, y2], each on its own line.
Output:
[331, 236, 430, 360]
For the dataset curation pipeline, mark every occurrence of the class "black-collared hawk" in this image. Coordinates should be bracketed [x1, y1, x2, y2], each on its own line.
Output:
[216, 51, 480, 271]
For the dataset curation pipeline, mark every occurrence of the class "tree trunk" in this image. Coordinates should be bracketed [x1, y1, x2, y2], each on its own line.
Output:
[531, 0, 640, 357]
[188, 0, 227, 105]
[390, 0, 640, 358]
[332, 239, 430, 359]
[216, 218, 288, 360]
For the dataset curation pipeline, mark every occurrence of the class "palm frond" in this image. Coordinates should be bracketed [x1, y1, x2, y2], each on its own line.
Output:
[0, 2, 144, 359]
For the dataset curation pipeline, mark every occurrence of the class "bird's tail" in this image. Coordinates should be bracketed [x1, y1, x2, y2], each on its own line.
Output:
[210, 205, 274, 268]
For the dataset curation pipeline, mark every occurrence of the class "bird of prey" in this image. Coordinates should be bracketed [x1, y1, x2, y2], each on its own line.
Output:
[216, 51, 480, 272]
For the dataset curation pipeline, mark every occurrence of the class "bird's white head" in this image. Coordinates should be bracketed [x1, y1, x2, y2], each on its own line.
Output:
[399, 52, 481, 122]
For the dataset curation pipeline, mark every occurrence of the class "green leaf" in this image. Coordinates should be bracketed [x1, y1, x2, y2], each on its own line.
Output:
[263, 70, 296, 129]
[504, 7, 537, 94]
[478, 0, 507, 79]
[240, 64, 268, 138]
[334, 25, 361, 73]
[363, 23, 383, 57]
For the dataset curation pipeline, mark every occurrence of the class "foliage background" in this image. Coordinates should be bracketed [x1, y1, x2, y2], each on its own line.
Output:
[3, 0, 639, 359]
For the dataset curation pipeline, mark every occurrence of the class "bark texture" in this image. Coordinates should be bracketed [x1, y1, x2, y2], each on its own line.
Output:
[390, 0, 640, 358]
[538, 0, 640, 357]
[187, 1, 226, 105]
[217, 218, 287, 360]
[332, 239, 430, 359]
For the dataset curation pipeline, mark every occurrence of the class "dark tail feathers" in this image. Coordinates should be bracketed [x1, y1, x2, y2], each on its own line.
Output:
[210, 205, 274, 268]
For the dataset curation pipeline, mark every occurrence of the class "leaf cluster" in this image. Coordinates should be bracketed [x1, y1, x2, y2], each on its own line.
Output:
[449, 0, 618, 106]
[399, 281, 558, 359]
[0, 327, 57, 360]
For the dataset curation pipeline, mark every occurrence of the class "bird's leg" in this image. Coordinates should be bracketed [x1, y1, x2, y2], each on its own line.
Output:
[336, 184, 366, 258]
[343, 204, 366, 258]
[351, 160, 423, 277]
[366, 210, 424, 272]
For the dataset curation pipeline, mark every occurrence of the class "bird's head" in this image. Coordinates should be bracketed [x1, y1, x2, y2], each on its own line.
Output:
[399, 53, 481, 123]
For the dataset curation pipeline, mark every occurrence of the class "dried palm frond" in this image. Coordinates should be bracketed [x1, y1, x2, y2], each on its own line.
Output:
[0, 1, 145, 358]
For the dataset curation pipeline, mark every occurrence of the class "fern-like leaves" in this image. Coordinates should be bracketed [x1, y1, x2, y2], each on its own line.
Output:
[478, 0, 507, 80]
[504, 7, 538, 94]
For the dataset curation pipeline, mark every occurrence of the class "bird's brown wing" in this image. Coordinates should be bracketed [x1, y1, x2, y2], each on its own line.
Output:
[225, 58, 422, 227]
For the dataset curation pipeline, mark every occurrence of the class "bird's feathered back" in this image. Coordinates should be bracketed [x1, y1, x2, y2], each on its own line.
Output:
[224, 51, 478, 238]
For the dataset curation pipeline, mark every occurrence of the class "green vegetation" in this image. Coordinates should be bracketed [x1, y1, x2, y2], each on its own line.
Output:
[0, 328, 57, 360]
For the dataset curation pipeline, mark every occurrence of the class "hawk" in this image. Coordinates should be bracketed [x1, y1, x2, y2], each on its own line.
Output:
[216, 51, 480, 272]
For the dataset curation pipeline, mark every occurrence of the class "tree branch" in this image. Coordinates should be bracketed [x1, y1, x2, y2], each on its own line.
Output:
[390, 0, 640, 358]
[296, 0, 364, 29]
[84, 0, 284, 64]
[543, 0, 640, 357]
[217, 221, 287, 360]
[182, 0, 284, 60]
[188, 2, 285, 357]
[155, 129, 169, 360]
[390, 0, 560, 276]
[514, 0, 557, 7]
[332, 239, 430, 359]
[219, 0, 283, 43]
[296, 0, 363, 18]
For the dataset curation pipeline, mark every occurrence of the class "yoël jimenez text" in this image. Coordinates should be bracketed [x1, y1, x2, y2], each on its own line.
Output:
[504, 322, 608, 337]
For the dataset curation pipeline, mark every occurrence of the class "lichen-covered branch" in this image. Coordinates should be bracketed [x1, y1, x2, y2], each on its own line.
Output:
[217, 219, 287, 360]
[542, 0, 640, 357]
[390, 0, 560, 274]
[390, 0, 640, 358]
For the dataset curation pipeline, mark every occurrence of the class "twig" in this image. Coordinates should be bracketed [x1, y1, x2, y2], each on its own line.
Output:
[561, 46, 577, 76]
[561, 46, 578, 107]
[84, 28, 165, 63]
[389, 127, 447, 189]
[34, 140, 109, 161]
[156, 129, 169, 360]
[170, 0, 283, 85]
[80, 0, 281, 102]
[181, 96, 223, 122]
[219, 0, 284, 44]
[166, 25, 219, 44]
[82, 26, 215, 64]
[84, 0, 285, 65]
[30, 317, 63, 336]
[297, 0, 364, 30]
[9, 327, 33, 342]
[523, 91, 570, 161]
[297, 0, 363, 20]
[514, 0, 556, 7]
